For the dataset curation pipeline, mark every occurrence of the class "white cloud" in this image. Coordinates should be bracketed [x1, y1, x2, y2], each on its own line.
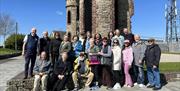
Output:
[56, 11, 63, 16]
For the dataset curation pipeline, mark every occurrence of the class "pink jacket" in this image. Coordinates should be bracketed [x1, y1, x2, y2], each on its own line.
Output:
[122, 47, 133, 65]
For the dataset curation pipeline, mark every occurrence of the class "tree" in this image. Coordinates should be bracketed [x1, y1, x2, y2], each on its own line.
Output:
[0, 13, 16, 48]
[5, 34, 25, 50]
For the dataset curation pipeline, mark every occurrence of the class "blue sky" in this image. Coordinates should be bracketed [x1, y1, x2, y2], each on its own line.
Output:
[0, 0, 179, 45]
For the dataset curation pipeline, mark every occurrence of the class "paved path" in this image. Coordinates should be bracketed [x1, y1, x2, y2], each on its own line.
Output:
[161, 54, 180, 62]
[0, 56, 24, 91]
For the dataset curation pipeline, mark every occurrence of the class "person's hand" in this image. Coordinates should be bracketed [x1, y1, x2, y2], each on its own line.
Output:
[139, 60, 142, 64]
[89, 53, 93, 55]
[39, 73, 44, 76]
[58, 75, 64, 79]
[22, 51, 25, 56]
[153, 65, 157, 69]
[98, 52, 103, 55]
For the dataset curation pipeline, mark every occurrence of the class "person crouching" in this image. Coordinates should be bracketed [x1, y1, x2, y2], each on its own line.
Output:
[72, 52, 94, 91]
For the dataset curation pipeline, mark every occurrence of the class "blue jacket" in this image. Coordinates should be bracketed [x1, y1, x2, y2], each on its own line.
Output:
[73, 41, 82, 57]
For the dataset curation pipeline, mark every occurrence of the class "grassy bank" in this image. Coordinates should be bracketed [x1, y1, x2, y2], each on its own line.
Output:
[0, 48, 20, 55]
[159, 62, 180, 72]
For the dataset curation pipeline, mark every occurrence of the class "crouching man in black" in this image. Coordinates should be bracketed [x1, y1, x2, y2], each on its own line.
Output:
[47, 52, 73, 91]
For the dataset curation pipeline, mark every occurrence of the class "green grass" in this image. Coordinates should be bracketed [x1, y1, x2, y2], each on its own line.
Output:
[144, 62, 180, 73]
[0, 48, 20, 55]
[162, 52, 180, 55]
[159, 62, 180, 72]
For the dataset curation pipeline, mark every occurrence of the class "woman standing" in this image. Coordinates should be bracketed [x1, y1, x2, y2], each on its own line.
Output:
[122, 40, 133, 87]
[87, 38, 100, 90]
[94, 33, 103, 50]
[59, 35, 71, 55]
[111, 38, 122, 89]
[98, 37, 112, 89]
[72, 35, 82, 57]
[107, 31, 114, 45]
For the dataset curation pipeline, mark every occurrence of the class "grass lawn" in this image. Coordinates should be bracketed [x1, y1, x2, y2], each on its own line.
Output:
[162, 52, 180, 55]
[0, 48, 20, 55]
[159, 62, 180, 72]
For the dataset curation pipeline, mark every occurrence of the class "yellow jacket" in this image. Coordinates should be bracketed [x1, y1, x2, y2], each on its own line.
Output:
[74, 57, 91, 76]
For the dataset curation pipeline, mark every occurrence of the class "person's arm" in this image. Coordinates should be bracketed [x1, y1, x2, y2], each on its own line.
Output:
[102, 46, 112, 57]
[43, 61, 51, 74]
[139, 43, 147, 62]
[65, 42, 72, 52]
[154, 45, 161, 67]
[74, 58, 79, 71]
[22, 35, 28, 56]
[36, 37, 40, 56]
[129, 48, 134, 66]
[33, 61, 39, 75]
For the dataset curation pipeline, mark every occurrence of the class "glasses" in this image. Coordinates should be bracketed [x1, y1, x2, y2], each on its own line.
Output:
[103, 41, 107, 42]
[113, 41, 118, 44]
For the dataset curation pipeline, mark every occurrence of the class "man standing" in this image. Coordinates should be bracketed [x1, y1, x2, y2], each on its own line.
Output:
[22, 28, 39, 79]
[39, 31, 51, 60]
[132, 35, 146, 87]
[122, 28, 134, 45]
[111, 29, 124, 48]
[145, 38, 161, 90]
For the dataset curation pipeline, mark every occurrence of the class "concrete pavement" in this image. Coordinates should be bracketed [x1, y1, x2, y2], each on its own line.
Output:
[160, 54, 180, 62]
[0, 56, 24, 91]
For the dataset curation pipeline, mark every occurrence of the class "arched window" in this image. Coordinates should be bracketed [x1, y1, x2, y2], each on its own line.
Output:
[67, 11, 71, 24]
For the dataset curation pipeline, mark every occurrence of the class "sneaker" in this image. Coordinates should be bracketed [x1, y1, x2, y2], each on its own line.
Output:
[147, 84, 154, 88]
[72, 87, 78, 91]
[153, 87, 161, 90]
[113, 83, 121, 89]
[23, 76, 27, 79]
[139, 84, 145, 88]
[134, 82, 138, 86]
[127, 85, 132, 88]
[91, 85, 99, 90]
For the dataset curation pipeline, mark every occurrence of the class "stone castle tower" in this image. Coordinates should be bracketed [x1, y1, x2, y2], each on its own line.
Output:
[66, 0, 134, 36]
[66, 0, 78, 36]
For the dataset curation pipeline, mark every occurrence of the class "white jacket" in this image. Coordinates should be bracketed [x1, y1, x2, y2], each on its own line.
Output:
[112, 46, 122, 70]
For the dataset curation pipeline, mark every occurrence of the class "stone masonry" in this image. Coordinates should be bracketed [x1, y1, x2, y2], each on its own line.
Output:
[66, 0, 134, 37]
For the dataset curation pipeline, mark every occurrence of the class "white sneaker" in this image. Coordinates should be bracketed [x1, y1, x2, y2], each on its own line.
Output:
[127, 85, 132, 88]
[113, 83, 121, 89]
[134, 82, 138, 86]
[139, 84, 145, 88]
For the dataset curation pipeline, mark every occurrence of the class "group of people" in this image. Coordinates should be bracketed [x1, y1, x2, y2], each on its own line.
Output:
[22, 27, 162, 91]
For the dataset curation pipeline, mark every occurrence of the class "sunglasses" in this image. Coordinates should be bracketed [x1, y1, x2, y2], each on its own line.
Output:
[113, 41, 118, 43]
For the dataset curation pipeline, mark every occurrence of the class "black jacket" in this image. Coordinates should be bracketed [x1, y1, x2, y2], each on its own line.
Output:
[50, 38, 62, 55]
[145, 44, 161, 67]
[51, 58, 73, 76]
[39, 37, 51, 54]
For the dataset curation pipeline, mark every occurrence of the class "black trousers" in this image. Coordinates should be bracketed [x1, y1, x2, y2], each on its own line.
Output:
[113, 70, 123, 85]
[91, 65, 99, 83]
[24, 54, 36, 77]
[47, 73, 70, 91]
[51, 53, 59, 67]
[52, 76, 69, 91]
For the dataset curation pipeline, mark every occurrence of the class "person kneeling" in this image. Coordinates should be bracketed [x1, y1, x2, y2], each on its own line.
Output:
[72, 52, 94, 91]
[33, 51, 51, 91]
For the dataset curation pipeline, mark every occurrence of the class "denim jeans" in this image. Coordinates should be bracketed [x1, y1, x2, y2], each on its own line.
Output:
[147, 67, 161, 88]
[134, 65, 144, 84]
